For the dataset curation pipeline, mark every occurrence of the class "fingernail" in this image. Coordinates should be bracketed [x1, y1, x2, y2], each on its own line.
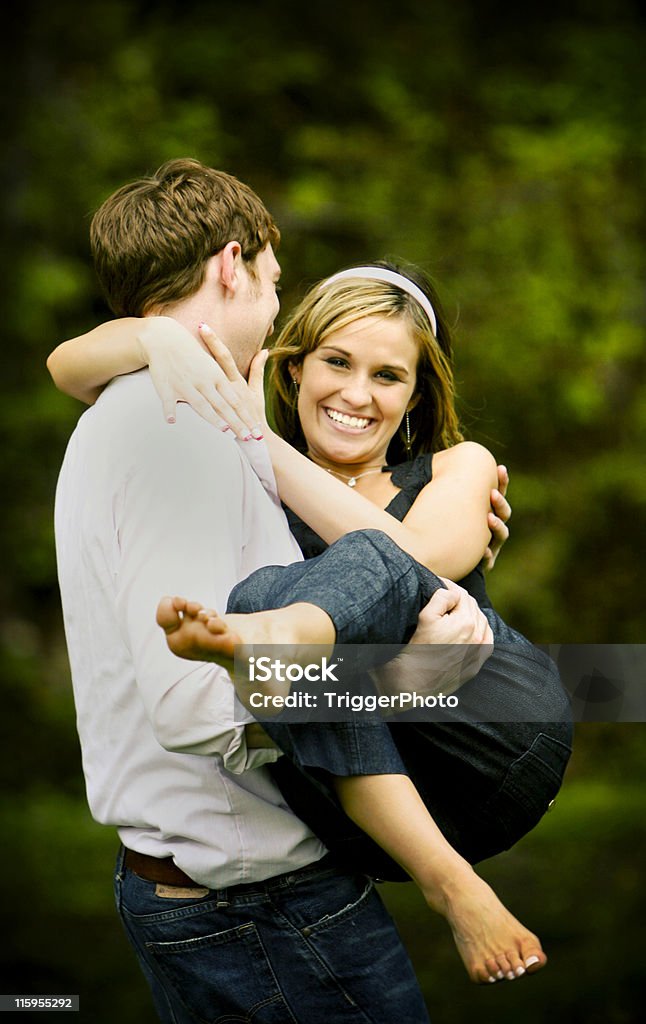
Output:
[251, 426, 264, 440]
[242, 433, 253, 441]
[221, 425, 231, 432]
[167, 416, 176, 424]
[515, 966, 526, 977]
[525, 955, 540, 968]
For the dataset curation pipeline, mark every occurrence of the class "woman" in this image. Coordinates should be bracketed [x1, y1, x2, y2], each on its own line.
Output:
[48, 261, 572, 986]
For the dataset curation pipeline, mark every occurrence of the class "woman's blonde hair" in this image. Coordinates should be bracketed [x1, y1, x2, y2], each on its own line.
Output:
[267, 261, 463, 463]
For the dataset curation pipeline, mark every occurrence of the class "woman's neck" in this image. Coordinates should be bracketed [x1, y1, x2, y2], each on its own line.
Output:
[306, 451, 387, 480]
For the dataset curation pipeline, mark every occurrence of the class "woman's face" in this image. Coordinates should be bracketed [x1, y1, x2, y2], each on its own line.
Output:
[290, 315, 419, 470]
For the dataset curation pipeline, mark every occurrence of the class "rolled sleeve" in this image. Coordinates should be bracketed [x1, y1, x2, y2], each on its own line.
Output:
[222, 727, 283, 773]
[114, 408, 260, 756]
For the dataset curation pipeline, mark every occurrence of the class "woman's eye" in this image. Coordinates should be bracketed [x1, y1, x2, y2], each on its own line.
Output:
[325, 357, 349, 368]
[376, 371, 399, 382]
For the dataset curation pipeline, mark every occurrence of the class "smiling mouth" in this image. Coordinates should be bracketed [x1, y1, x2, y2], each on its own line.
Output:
[324, 407, 373, 430]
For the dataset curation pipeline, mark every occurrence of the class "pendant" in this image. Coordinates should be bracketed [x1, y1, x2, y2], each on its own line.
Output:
[347, 478, 357, 487]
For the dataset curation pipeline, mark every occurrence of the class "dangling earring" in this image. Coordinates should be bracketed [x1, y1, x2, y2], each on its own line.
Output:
[291, 378, 300, 398]
[405, 410, 412, 454]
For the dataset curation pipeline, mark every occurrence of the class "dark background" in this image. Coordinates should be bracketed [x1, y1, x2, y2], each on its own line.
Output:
[0, 1, 644, 1020]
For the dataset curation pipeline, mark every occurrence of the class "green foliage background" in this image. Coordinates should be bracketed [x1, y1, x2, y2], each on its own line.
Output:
[0, 1, 644, 1021]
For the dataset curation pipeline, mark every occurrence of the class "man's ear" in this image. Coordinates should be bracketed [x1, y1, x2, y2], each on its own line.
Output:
[218, 241, 243, 294]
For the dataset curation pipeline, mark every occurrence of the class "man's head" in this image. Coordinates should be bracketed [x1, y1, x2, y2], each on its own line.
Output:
[90, 158, 280, 319]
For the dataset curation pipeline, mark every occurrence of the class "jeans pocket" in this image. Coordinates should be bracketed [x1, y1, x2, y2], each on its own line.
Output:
[299, 877, 375, 938]
[486, 732, 572, 850]
[294, 877, 427, 1021]
[144, 920, 296, 1024]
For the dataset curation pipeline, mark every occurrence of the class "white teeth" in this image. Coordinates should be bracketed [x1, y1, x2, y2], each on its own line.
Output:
[325, 408, 371, 429]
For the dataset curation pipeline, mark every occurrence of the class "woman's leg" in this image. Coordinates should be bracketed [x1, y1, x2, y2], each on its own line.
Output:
[334, 772, 547, 985]
[156, 530, 443, 671]
[226, 530, 445, 644]
[156, 535, 564, 985]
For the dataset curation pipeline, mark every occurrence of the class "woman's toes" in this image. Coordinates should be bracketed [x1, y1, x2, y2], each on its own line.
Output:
[495, 954, 516, 981]
[484, 957, 504, 983]
[205, 616, 227, 635]
[157, 596, 181, 632]
[523, 950, 547, 973]
[506, 951, 527, 978]
[184, 600, 205, 617]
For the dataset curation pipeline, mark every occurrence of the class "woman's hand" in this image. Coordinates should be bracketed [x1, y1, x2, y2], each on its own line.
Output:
[139, 317, 266, 440]
[483, 465, 511, 570]
[196, 323, 269, 438]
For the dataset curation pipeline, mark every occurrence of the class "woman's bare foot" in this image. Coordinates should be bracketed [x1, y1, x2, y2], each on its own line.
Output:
[426, 868, 547, 984]
[157, 597, 241, 668]
[156, 595, 335, 684]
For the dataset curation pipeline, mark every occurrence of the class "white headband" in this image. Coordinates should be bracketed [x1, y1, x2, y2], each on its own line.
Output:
[320, 266, 437, 337]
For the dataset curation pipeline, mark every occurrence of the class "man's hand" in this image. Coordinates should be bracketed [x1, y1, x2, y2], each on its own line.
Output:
[411, 580, 493, 647]
[374, 581, 494, 702]
[483, 464, 511, 571]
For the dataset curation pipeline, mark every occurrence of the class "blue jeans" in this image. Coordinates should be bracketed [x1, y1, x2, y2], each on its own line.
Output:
[228, 529, 443, 646]
[114, 848, 430, 1023]
[227, 534, 573, 877]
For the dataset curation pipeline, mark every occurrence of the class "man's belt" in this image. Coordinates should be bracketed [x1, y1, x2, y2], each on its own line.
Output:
[123, 848, 202, 888]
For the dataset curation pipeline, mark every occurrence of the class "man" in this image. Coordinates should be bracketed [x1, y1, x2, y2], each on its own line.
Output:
[53, 158, 508, 1022]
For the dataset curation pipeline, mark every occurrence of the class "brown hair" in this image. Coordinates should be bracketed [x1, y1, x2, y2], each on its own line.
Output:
[90, 158, 280, 316]
[267, 261, 463, 462]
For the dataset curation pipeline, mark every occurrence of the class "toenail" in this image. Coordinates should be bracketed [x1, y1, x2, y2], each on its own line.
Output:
[515, 966, 526, 977]
[506, 971, 516, 980]
[496, 971, 504, 980]
[488, 977, 497, 984]
[525, 955, 541, 967]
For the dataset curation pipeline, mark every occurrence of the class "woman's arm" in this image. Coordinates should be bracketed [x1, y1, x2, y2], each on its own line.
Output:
[46, 317, 265, 437]
[267, 431, 497, 580]
[47, 317, 150, 405]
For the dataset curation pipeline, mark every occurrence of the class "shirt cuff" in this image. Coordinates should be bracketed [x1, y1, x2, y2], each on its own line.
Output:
[221, 725, 283, 774]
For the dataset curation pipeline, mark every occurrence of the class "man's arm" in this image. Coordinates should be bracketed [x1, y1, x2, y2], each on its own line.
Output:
[113, 386, 276, 770]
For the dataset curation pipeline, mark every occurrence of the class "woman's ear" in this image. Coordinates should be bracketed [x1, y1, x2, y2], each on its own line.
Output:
[407, 391, 422, 412]
[288, 360, 302, 384]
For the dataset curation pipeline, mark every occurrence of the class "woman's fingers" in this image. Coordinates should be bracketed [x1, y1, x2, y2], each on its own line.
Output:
[156, 383, 179, 425]
[248, 349, 269, 395]
[198, 323, 243, 382]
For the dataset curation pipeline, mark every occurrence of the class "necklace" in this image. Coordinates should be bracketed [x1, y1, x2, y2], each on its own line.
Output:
[325, 465, 386, 488]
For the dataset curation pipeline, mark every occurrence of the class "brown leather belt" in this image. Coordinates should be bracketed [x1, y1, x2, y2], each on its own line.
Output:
[123, 848, 202, 888]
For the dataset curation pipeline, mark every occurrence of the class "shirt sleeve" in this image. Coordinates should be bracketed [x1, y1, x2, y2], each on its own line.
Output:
[113, 406, 273, 763]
